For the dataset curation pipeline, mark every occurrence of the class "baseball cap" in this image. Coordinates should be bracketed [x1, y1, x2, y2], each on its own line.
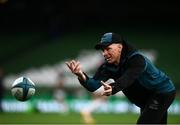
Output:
[95, 32, 124, 50]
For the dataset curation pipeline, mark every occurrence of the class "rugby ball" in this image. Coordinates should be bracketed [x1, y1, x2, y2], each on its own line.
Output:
[11, 76, 35, 101]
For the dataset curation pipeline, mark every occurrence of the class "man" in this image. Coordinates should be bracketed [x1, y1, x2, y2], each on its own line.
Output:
[66, 32, 176, 124]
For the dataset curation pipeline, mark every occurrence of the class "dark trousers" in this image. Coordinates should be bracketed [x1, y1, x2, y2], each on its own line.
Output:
[137, 90, 176, 124]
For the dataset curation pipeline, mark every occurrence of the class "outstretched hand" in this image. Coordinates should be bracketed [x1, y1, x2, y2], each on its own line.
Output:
[65, 60, 86, 81]
[66, 60, 82, 75]
[101, 81, 112, 96]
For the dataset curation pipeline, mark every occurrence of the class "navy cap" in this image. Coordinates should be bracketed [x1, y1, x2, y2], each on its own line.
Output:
[95, 32, 124, 50]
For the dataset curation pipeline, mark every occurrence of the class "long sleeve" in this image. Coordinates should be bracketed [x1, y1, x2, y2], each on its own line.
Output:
[111, 55, 146, 94]
[78, 63, 110, 92]
[78, 76, 101, 92]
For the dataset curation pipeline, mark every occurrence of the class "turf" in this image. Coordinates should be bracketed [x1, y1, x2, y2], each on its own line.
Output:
[0, 113, 179, 124]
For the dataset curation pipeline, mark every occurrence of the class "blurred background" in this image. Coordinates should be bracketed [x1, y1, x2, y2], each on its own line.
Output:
[0, 0, 180, 124]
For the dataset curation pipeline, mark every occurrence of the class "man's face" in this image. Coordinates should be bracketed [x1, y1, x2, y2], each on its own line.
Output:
[101, 43, 123, 65]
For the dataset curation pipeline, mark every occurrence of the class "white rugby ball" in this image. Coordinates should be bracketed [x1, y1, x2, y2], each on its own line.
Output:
[11, 76, 35, 101]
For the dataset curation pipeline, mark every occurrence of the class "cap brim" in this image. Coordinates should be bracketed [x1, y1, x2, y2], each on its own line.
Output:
[95, 42, 111, 50]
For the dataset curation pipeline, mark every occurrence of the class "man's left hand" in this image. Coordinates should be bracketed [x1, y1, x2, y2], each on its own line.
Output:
[101, 81, 112, 96]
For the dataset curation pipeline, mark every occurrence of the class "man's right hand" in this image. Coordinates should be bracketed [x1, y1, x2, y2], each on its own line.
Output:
[65, 60, 86, 81]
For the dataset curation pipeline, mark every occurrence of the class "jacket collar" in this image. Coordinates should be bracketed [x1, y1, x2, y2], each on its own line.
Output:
[119, 41, 137, 66]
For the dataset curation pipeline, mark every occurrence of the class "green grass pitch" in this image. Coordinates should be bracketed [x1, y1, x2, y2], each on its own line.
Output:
[0, 113, 179, 124]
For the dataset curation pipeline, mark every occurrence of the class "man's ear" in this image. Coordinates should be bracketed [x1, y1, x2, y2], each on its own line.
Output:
[118, 44, 123, 52]
[119, 44, 123, 49]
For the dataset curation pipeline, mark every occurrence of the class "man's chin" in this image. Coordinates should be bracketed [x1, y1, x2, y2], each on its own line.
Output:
[107, 60, 113, 64]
